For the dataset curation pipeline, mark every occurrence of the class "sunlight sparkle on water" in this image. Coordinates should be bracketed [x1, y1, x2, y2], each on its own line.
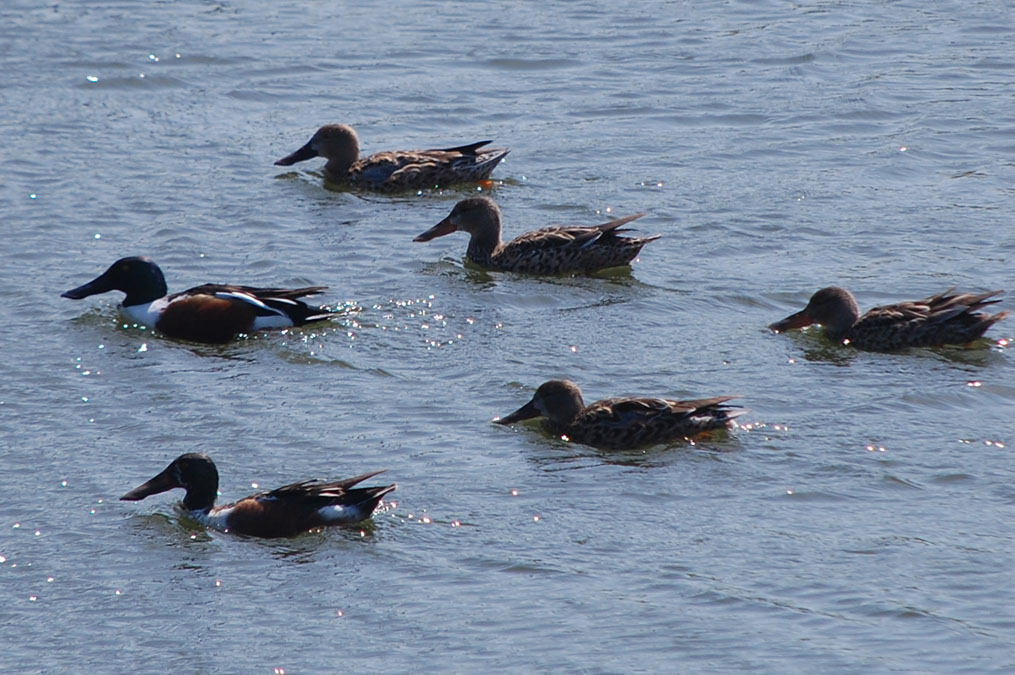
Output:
[865, 445, 886, 453]
[967, 381, 982, 387]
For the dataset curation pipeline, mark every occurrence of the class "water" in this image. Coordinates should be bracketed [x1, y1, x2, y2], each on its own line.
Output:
[2, 0, 1013, 671]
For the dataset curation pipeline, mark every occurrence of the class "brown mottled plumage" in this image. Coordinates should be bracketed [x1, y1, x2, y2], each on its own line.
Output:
[274, 124, 509, 191]
[769, 286, 1009, 351]
[414, 197, 661, 275]
[120, 453, 396, 538]
[494, 379, 744, 450]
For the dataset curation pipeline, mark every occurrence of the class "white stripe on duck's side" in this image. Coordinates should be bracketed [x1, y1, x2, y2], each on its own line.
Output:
[316, 503, 372, 525]
[213, 291, 295, 330]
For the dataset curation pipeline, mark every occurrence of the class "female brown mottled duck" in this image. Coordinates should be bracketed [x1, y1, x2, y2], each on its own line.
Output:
[275, 124, 509, 191]
[494, 379, 743, 450]
[769, 286, 1008, 351]
[414, 197, 661, 275]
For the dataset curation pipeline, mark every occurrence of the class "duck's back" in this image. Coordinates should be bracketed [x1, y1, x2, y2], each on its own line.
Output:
[565, 396, 739, 449]
[349, 143, 508, 191]
[848, 290, 1007, 350]
[493, 222, 658, 274]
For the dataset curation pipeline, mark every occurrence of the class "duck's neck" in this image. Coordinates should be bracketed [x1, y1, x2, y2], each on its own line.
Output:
[548, 397, 585, 430]
[181, 478, 218, 513]
[466, 230, 503, 266]
[824, 303, 861, 341]
[323, 146, 359, 180]
[122, 270, 168, 307]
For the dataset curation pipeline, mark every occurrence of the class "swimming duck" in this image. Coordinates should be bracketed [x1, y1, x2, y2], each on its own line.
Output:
[768, 286, 1009, 351]
[62, 256, 335, 344]
[274, 124, 509, 191]
[121, 453, 395, 538]
[494, 379, 743, 449]
[414, 197, 661, 275]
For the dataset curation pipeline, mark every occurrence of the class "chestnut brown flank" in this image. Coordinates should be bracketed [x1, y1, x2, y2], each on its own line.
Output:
[224, 499, 326, 538]
[157, 296, 257, 343]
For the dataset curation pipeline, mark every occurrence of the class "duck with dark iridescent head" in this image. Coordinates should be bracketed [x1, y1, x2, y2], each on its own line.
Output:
[494, 379, 743, 450]
[769, 286, 1008, 351]
[121, 453, 396, 538]
[62, 257, 335, 344]
[275, 124, 509, 191]
[414, 197, 661, 275]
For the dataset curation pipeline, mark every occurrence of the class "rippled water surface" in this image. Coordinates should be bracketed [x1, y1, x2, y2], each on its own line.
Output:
[2, 1, 1013, 672]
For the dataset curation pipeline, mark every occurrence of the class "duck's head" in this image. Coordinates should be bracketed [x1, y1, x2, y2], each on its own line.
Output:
[769, 286, 860, 335]
[62, 256, 168, 307]
[494, 379, 585, 428]
[413, 197, 502, 242]
[121, 453, 219, 512]
[275, 124, 360, 169]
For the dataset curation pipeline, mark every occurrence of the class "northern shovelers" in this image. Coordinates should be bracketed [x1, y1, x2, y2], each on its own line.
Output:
[120, 453, 396, 538]
[62, 256, 335, 344]
[413, 197, 661, 275]
[768, 286, 1009, 351]
[274, 124, 509, 191]
[494, 379, 744, 450]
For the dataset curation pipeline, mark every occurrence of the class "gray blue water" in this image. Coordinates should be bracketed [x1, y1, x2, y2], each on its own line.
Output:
[2, 1, 1013, 672]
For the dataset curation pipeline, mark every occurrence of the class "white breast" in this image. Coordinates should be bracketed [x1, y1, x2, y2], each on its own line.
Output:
[121, 297, 171, 329]
[194, 506, 234, 532]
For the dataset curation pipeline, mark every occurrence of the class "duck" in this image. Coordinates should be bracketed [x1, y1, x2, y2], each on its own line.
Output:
[120, 453, 396, 538]
[62, 256, 335, 344]
[768, 286, 1009, 351]
[274, 124, 509, 191]
[414, 197, 661, 275]
[494, 379, 744, 450]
